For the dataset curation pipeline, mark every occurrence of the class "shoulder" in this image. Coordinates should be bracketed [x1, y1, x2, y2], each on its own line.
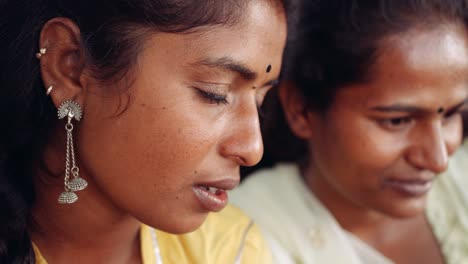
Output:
[231, 163, 307, 262]
[231, 164, 304, 235]
[430, 139, 468, 208]
[446, 139, 468, 181]
[214, 205, 274, 264]
[232, 163, 300, 203]
[33, 243, 47, 264]
[155, 204, 272, 264]
[427, 140, 468, 263]
[198, 204, 257, 241]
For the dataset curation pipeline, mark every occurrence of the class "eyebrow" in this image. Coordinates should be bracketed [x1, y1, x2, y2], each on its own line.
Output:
[370, 100, 467, 114]
[194, 57, 258, 81]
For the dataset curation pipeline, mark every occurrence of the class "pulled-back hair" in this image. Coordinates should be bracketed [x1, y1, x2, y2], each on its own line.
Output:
[261, 0, 468, 164]
[0, 0, 286, 262]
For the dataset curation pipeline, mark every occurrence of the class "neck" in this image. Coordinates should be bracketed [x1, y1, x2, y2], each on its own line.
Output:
[30, 145, 142, 263]
[302, 163, 418, 243]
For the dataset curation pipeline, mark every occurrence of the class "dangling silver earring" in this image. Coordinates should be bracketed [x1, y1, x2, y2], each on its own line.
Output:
[57, 100, 88, 204]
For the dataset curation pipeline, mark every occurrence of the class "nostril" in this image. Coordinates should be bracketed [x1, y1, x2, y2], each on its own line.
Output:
[234, 156, 246, 166]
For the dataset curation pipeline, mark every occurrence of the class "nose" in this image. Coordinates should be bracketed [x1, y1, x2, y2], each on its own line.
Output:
[219, 100, 264, 167]
[407, 123, 449, 173]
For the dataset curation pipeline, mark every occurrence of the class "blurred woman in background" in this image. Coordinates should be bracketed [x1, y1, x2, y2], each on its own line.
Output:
[232, 0, 468, 263]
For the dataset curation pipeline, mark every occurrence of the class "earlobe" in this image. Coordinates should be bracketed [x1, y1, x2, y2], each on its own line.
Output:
[278, 81, 314, 139]
[37, 17, 87, 109]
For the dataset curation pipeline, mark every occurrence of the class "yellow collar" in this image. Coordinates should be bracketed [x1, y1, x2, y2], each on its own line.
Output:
[33, 225, 156, 264]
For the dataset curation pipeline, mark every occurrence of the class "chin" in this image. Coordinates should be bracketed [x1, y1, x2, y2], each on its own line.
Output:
[142, 212, 209, 234]
[385, 208, 424, 219]
[379, 197, 428, 219]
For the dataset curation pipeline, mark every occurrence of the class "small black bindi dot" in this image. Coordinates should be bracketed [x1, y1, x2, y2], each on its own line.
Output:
[266, 64, 272, 73]
[437, 107, 444, 114]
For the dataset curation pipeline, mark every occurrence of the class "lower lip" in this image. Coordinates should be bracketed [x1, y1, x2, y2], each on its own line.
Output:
[192, 186, 228, 212]
[384, 179, 432, 197]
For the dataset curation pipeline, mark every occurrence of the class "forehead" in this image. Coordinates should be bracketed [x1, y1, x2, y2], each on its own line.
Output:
[380, 23, 468, 75]
[335, 24, 468, 108]
[188, 1, 287, 61]
[139, 1, 287, 79]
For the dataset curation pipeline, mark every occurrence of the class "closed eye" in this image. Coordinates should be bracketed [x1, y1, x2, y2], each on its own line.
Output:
[441, 101, 467, 124]
[378, 116, 414, 131]
[444, 102, 467, 118]
[194, 88, 228, 105]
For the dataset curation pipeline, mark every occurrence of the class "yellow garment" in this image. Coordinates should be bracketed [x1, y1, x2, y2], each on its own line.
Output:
[34, 204, 272, 264]
[32, 243, 46, 264]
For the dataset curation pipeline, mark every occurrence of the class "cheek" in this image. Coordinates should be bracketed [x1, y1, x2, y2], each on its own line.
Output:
[78, 95, 221, 193]
[444, 116, 463, 156]
[323, 113, 406, 175]
[118, 106, 217, 178]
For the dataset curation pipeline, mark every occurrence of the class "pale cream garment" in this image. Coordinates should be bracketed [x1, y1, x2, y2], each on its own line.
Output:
[231, 139, 468, 264]
[426, 139, 468, 264]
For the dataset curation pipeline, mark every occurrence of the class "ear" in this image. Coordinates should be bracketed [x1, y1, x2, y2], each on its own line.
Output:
[37, 17, 88, 109]
[278, 81, 316, 140]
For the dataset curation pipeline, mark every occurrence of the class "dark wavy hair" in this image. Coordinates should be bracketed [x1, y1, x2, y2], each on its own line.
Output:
[259, 0, 468, 164]
[0, 0, 287, 263]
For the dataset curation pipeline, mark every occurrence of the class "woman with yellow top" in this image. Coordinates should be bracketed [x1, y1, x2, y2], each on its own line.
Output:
[0, 0, 287, 263]
[232, 0, 468, 263]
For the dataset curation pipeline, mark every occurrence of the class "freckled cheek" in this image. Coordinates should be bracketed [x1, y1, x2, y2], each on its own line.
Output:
[143, 124, 218, 168]
[102, 90, 223, 182]
[128, 127, 218, 198]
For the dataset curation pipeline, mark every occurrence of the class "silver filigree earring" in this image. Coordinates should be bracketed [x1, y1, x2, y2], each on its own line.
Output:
[57, 100, 88, 204]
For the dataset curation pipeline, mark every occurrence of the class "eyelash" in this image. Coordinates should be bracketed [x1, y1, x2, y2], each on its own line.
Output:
[257, 104, 265, 118]
[379, 110, 463, 130]
[195, 88, 229, 105]
[378, 116, 414, 130]
[194, 86, 272, 114]
[444, 109, 462, 118]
